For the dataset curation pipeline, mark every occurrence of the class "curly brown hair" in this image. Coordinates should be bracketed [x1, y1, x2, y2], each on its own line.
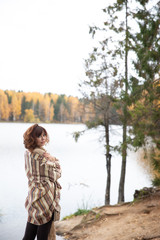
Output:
[23, 124, 49, 152]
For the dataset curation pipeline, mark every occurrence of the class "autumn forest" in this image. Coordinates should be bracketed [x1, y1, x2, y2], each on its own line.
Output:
[0, 89, 88, 123]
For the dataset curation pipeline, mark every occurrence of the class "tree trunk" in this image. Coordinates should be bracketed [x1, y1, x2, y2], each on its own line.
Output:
[104, 117, 112, 205]
[105, 153, 112, 205]
[118, 123, 127, 203]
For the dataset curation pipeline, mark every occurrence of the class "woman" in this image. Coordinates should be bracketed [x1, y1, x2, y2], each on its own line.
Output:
[22, 124, 62, 240]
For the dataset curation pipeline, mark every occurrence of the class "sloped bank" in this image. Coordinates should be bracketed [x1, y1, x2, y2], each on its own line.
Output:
[55, 188, 160, 240]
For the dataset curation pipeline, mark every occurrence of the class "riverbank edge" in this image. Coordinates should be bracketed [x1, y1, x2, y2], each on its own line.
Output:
[54, 187, 160, 240]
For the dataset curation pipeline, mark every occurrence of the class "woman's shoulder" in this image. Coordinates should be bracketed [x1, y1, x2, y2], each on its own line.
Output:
[24, 149, 30, 156]
[32, 147, 46, 156]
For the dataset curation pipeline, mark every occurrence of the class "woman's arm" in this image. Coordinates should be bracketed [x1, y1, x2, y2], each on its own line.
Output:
[29, 151, 61, 183]
[43, 152, 61, 182]
[43, 152, 60, 169]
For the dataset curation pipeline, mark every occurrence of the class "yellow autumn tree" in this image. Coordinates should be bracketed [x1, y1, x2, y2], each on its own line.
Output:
[0, 90, 10, 120]
[67, 96, 81, 122]
[24, 109, 35, 122]
[10, 93, 21, 121]
[39, 94, 52, 122]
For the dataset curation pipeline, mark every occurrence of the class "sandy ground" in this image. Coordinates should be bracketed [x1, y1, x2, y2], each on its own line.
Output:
[54, 188, 160, 240]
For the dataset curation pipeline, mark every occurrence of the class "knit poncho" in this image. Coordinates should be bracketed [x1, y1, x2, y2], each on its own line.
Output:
[24, 148, 61, 225]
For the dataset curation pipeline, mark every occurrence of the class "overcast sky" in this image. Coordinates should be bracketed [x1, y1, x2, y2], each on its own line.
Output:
[0, 0, 110, 97]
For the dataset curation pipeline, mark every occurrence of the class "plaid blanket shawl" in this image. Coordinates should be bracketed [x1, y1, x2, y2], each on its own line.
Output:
[24, 148, 62, 225]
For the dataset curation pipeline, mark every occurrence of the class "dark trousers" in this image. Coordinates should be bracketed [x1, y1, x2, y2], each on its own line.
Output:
[22, 219, 53, 240]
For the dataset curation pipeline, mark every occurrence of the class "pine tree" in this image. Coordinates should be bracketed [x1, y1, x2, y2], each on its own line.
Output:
[129, 0, 160, 184]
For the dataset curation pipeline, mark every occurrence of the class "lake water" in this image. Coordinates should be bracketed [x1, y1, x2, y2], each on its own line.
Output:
[0, 123, 151, 240]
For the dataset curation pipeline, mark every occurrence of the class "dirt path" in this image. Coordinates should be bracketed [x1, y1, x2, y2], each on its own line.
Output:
[55, 188, 160, 240]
